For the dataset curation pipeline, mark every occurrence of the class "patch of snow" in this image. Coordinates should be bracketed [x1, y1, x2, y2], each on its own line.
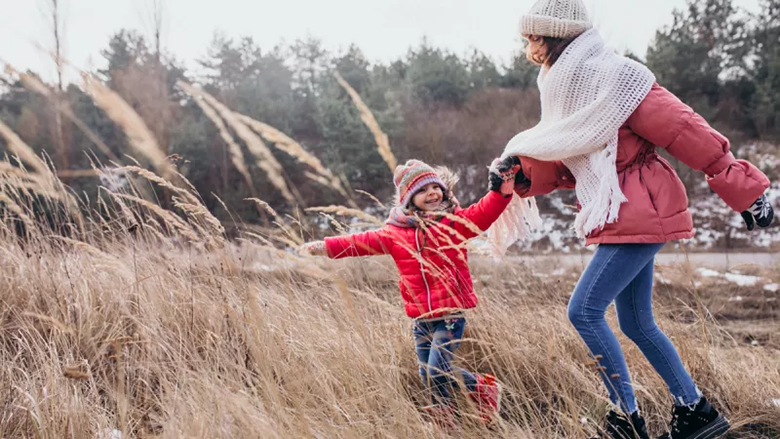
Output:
[655, 273, 673, 285]
[724, 272, 762, 286]
[728, 295, 744, 302]
[697, 267, 722, 278]
[751, 340, 760, 346]
[771, 399, 780, 407]
[549, 196, 575, 215]
[764, 283, 780, 292]
[547, 229, 566, 251]
[695, 268, 762, 286]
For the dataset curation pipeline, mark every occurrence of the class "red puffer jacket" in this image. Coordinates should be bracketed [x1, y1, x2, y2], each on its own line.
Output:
[324, 191, 511, 318]
[515, 83, 770, 246]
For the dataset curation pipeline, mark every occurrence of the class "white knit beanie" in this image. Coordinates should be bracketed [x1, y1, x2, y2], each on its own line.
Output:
[521, 0, 592, 39]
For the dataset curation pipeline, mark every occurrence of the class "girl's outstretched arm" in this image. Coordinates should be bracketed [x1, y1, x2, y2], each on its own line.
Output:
[450, 160, 522, 239]
[454, 192, 514, 240]
[317, 229, 392, 259]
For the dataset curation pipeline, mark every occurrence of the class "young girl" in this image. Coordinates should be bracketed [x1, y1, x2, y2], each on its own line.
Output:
[490, 0, 773, 438]
[302, 159, 519, 424]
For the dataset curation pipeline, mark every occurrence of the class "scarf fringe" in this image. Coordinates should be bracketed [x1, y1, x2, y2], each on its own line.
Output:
[486, 196, 541, 260]
[572, 137, 627, 238]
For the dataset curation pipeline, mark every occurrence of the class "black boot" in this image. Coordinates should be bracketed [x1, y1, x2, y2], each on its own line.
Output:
[591, 410, 650, 439]
[657, 397, 729, 439]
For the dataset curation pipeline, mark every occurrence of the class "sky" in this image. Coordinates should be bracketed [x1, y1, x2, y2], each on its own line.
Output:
[0, 0, 762, 83]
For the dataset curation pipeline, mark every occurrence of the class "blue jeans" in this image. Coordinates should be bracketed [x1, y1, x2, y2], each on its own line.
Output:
[413, 315, 478, 405]
[567, 243, 701, 413]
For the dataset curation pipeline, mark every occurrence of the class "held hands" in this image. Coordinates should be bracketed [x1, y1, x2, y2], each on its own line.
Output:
[300, 240, 328, 257]
[741, 194, 774, 231]
[489, 156, 523, 196]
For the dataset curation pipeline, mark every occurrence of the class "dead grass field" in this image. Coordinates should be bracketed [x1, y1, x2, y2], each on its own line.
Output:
[0, 72, 777, 439]
[1, 234, 778, 438]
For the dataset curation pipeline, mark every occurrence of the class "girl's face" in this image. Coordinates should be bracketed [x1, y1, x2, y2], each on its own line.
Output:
[524, 34, 548, 66]
[411, 183, 444, 212]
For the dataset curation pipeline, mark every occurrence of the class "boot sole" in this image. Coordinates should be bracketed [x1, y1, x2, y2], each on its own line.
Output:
[689, 415, 729, 439]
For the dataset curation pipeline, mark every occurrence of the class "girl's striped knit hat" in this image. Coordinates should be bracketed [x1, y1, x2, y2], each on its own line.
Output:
[393, 159, 447, 208]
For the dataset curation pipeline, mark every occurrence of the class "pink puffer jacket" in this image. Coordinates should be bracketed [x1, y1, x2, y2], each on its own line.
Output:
[515, 83, 770, 246]
[324, 191, 511, 318]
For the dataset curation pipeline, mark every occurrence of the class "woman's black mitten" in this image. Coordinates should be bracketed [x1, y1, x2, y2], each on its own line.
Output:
[741, 194, 774, 231]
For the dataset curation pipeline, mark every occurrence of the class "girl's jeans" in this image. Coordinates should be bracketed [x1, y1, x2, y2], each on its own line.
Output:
[413, 315, 478, 405]
[568, 243, 701, 413]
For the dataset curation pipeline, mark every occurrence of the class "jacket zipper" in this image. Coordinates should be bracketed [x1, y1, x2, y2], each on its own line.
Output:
[415, 228, 433, 313]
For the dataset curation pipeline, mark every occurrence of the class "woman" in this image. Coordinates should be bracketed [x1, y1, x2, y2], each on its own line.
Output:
[490, 0, 773, 438]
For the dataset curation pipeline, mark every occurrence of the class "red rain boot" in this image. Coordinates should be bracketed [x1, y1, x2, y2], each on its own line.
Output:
[468, 373, 502, 423]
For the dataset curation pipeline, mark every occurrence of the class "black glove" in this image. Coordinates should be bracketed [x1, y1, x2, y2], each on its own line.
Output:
[741, 194, 774, 231]
[488, 171, 506, 192]
[495, 155, 522, 174]
[488, 156, 523, 194]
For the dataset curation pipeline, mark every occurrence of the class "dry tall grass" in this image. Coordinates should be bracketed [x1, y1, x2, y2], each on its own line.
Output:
[0, 117, 51, 175]
[81, 74, 171, 178]
[4, 64, 120, 162]
[179, 89, 255, 193]
[176, 81, 295, 204]
[235, 113, 348, 199]
[176, 80, 353, 207]
[1, 73, 778, 439]
[1, 157, 778, 438]
[334, 71, 398, 171]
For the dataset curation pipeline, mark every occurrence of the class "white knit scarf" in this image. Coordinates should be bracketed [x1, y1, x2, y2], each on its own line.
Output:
[486, 28, 655, 258]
